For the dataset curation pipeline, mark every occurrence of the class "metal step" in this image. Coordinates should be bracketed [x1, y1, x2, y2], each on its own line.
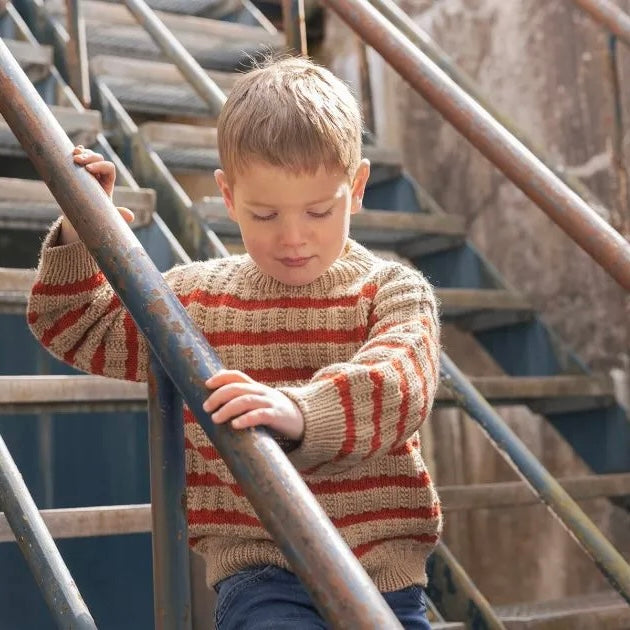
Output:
[194, 195, 466, 254]
[440, 474, 630, 511]
[90, 54, 237, 89]
[496, 591, 630, 629]
[139, 121, 403, 185]
[0, 373, 615, 414]
[0, 177, 155, 231]
[91, 0, 243, 19]
[3, 37, 52, 83]
[47, 0, 283, 72]
[0, 106, 101, 157]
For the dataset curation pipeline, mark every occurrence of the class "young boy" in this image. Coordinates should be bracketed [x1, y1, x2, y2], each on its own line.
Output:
[28, 57, 441, 629]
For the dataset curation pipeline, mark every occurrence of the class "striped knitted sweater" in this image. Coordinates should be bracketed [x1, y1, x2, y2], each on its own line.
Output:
[28, 220, 442, 592]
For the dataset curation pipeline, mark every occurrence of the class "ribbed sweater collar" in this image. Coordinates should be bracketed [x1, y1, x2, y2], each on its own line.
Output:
[238, 238, 378, 295]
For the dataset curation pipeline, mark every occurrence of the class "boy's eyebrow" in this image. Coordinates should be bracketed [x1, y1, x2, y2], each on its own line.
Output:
[244, 195, 335, 209]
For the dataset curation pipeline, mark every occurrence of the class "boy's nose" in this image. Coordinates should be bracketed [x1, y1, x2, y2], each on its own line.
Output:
[279, 220, 307, 248]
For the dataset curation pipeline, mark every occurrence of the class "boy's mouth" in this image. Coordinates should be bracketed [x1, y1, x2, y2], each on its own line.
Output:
[278, 256, 313, 267]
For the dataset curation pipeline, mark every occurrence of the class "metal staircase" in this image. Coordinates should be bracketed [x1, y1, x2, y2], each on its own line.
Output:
[0, 0, 629, 627]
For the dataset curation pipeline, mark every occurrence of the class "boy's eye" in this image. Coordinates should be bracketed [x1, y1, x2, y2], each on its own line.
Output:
[252, 213, 276, 221]
[308, 209, 333, 218]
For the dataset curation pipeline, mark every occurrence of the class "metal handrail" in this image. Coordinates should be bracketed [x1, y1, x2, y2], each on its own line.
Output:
[440, 354, 630, 603]
[322, 0, 630, 292]
[571, 0, 630, 47]
[0, 434, 97, 628]
[121, 0, 225, 117]
[365, 0, 611, 218]
[0, 38, 402, 630]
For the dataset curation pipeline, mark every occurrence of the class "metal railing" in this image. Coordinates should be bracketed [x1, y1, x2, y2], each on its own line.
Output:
[321, 0, 630, 292]
[63, 0, 89, 107]
[0, 434, 97, 628]
[0, 36, 403, 630]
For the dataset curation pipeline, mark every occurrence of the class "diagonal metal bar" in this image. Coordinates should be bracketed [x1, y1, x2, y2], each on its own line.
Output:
[440, 352, 630, 604]
[0, 38, 402, 630]
[0, 434, 97, 629]
[571, 0, 630, 47]
[322, 0, 630, 291]
[121, 0, 226, 116]
[366, 0, 612, 219]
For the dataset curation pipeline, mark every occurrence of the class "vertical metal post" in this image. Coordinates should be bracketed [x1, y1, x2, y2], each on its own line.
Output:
[148, 355, 192, 630]
[0, 434, 97, 629]
[64, 0, 91, 107]
[357, 39, 375, 136]
[281, 0, 308, 55]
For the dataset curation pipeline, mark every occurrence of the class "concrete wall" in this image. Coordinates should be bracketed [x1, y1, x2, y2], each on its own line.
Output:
[322, 0, 630, 605]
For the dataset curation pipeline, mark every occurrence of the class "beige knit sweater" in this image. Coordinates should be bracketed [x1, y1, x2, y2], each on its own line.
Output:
[28, 220, 442, 591]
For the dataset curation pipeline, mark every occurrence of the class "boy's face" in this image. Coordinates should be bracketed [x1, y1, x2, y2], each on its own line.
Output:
[214, 159, 370, 286]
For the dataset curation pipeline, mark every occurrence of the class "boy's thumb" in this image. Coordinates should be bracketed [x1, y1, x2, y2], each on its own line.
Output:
[116, 207, 135, 224]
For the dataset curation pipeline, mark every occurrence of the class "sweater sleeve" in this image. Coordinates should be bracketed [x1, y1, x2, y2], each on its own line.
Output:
[279, 264, 440, 475]
[27, 218, 189, 382]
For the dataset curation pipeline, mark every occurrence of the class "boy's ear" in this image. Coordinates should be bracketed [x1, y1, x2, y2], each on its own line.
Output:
[350, 159, 370, 215]
[214, 169, 237, 222]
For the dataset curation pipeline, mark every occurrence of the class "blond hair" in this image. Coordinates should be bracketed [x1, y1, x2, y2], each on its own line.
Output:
[217, 57, 362, 183]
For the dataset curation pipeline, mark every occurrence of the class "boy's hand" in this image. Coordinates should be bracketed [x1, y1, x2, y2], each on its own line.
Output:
[203, 370, 305, 441]
[59, 145, 134, 245]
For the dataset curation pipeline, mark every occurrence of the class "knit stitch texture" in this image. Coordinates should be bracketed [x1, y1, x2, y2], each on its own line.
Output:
[28, 219, 442, 591]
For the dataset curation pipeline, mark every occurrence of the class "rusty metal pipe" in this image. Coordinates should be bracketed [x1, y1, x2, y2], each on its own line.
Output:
[0, 434, 97, 629]
[148, 357, 192, 630]
[122, 0, 226, 116]
[571, 0, 630, 47]
[323, 0, 630, 291]
[63, 0, 91, 107]
[0, 39, 401, 629]
[440, 353, 630, 603]
[366, 0, 611, 218]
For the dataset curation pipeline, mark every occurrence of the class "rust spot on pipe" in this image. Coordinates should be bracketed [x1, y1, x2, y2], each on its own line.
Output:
[146, 298, 169, 316]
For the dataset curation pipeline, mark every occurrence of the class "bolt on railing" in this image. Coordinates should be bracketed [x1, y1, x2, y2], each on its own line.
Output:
[0, 37, 403, 630]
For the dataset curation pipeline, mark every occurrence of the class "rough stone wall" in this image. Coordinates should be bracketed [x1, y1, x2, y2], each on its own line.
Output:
[321, 0, 630, 606]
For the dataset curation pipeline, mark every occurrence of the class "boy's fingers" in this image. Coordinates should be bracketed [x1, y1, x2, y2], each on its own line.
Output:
[205, 370, 254, 389]
[116, 207, 134, 223]
[210, 395, 269, 424]
[202, 382, 260, 412]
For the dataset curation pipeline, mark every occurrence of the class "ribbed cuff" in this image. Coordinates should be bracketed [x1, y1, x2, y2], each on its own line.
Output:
[38, 217, 101, 284]
[278, 380, 347, 471]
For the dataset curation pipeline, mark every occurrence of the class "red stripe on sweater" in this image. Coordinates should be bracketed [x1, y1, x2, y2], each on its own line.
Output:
[330, 373, 356, 463]
[123, 312, 139, 381]
[366, 369, 384, 457]
[27, 311, 38, 324]
[308, 472, 431, 494]
[204, 327, 367, 348]
[32, 272, 106, 296]
[353, 533, 439, 558]
[392, 357, 409, 445]
[180, 283, 377, 312]
[332, 506, 441, 529]
[41, 303, 91, 347]
[188, 509, 260, 528]
[185, 437, 221, 461]
[389, 436, 421, 456]
[187, 471, 243, 496]
[89, 296, 121, 375]
[246, 367, 316, 383]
